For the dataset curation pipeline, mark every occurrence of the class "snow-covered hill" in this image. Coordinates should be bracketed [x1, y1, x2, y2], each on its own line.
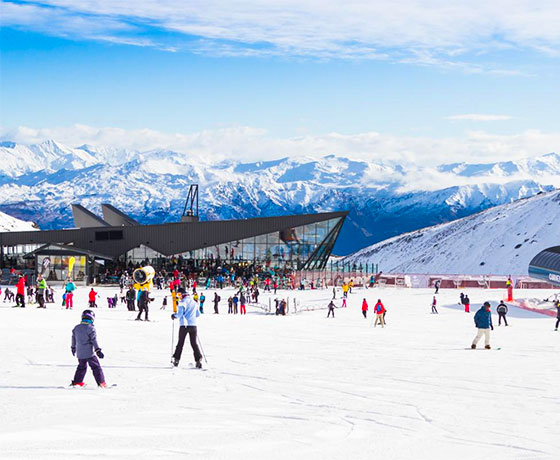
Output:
[0, 139, 557, 254]
[345, 189, 560, 275]
[0, 210, 37, 232]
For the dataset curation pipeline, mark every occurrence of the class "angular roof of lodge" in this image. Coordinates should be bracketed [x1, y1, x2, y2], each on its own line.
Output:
[0, 208, 348, 260]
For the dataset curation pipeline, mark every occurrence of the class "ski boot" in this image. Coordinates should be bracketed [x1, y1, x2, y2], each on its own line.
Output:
[485, 345, 491, 349]
[471, 344, 476, 349]
[98, 382, 108, 388]
[195, 360, 202, 369]
[70, 381, 86, 388]
[171, 358, 179, 367]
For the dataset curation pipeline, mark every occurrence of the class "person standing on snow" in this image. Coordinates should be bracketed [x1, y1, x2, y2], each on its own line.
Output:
[431, 296, 438, 314]
[496, 301, 508, 326]
[361, 298, 368, 319]
[464, 294, 471, 313]
[434, 280, 440, 294]
[70, 309, 107, 387]
[126, 286, 136, 311]
[171, 289, 203, 368]
[136, 289, 151, 321]
[199, 293, 206, 314]
[554, 301, 560, 331]
[65, 278, 76, 309]
[88, 288, 98, 309]
[15, 275, 25, 308]
[36, 274, 47, 308]
[213, 292, 221, 314]
[373, 299, 386, 327]
[327, 300, 335, 318]
[471, 302, 494, 349]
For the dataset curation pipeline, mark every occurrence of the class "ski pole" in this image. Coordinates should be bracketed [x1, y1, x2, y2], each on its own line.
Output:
[197, 334, 208, 364]
[171, 319, 175, 358]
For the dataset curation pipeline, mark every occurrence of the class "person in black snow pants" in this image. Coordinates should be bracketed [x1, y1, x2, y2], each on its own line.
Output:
[327, 300, 335, 318]
[171, 289, 203, 368]
[136, 290, 150, 321]
[496, 301, 508, 326]
[126, 286, 136, 311]
[71, 309, 107, 387]
[213, 292, 221, 314]
[434, 280, 440, 294]
[554, 301, 560, 331]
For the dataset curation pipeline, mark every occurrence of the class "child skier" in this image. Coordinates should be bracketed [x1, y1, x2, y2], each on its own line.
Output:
[431, 296, 438, 314]
[327, 300, 335, 318]
[71, 309, 107, 387]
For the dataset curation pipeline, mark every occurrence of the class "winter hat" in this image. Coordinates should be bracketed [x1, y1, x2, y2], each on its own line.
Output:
[82, 309, 95, 322]
[483, 301, 491, 308]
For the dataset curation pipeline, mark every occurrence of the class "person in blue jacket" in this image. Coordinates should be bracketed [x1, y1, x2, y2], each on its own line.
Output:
[171, 288, 203, 368]
[471, 301, 494, 349]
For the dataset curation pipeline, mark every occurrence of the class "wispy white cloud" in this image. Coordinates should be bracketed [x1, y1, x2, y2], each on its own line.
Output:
[3, 1, 559, 69]
[2, 124, 558, 168]
[445, 114, 513, 121]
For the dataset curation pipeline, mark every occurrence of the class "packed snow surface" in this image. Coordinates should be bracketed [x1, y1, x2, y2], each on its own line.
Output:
[346, 189, 560, 275]
[1, 285, 559, 459]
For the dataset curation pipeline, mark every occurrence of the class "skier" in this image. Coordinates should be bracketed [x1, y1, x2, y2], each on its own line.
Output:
[199, 293, 205, 313]
[332, 286, 336, 299]
[327, 300, 335, 318]
[136, 289, 150, 321]
[227, 296, 233, 314]
[273, 279, 278, 295]
[434, 280, 440, 294]
[240, 292, 247, 315]
[464, 294, 470, 313]
[431, 296, 438, 314]
[233, 294, 239, 314]
[554, 301, 560, 331]
[15, 275, 25, 308]
[213, 292, 221, 314]
[161, 296, 168, 310]
[471, 302, 494, 349]
[171, 289, 203, 368]
[373, 299, 386, 327]
[126, 286, 136, 311]
[361, 298, 368, 319]
[496, 301, 508, 326]
[65, 278, 76, 309]
[36, 274, 47, 308]
[88, 288, 98, 309]
[4, 287, 14, 302]
[342, 296, 347, 308]
[70, 309, 107, 387]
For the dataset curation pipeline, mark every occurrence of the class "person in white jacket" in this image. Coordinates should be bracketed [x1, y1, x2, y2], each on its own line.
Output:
[171, 288, 203, 368]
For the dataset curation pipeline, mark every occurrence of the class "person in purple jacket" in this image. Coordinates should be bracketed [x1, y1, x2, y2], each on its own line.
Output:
[71, 309, 107, 387]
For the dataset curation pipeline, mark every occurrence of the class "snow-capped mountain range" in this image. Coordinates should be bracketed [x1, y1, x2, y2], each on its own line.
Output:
[0, 210, 37, 233]
[345, 189, 560, 275]
[0, 139, 558, 255]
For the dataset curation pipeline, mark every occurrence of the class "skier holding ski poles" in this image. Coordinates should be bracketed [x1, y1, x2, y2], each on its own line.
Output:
[171, 288, 203, 369]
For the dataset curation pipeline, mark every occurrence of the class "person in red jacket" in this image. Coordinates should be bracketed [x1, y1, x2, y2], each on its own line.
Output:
[88, 288, 98, 308]
[373, 299, 386, 327]
[15, 275, 26, 308]
[361, 298, 368, 319]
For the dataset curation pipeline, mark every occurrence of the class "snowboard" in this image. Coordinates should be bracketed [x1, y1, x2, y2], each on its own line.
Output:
[465, 347, 501, 351]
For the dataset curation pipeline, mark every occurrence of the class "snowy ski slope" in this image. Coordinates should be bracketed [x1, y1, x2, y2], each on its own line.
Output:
[0, 285, 559, 459]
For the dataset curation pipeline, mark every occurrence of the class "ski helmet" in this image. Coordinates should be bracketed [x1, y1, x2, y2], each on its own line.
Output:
[82, 309, 95, 322]
[483, 301, 491, 308]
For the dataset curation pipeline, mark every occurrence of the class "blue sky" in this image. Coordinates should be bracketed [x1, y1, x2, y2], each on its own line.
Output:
[1, 1, 559, 163]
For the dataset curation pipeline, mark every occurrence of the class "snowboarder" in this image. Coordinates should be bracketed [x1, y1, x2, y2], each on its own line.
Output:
[327, 300, 335, 318]
[171, 289, 203, 368]
[88, 288, 98, 309]
[434, 280, 440, 294]
[361, 298, 368, 319]
[496, 301, 508, 326]
[373, 299, 386, 327]
[213, 292, 221, 314]
[471, 302, 494, 349]
[70, 309, 107, 387]
[554, 301, 560, 331]
[431, 296, 438, 314]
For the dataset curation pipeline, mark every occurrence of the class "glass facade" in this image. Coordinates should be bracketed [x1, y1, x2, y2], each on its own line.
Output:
[183, 217, 344, 270]
[38, 254, 87, 282]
